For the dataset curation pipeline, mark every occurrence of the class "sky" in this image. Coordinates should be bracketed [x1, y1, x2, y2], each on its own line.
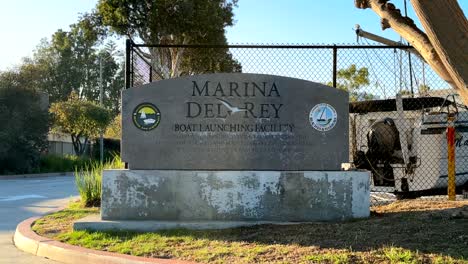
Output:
[0, 0, 467, 71]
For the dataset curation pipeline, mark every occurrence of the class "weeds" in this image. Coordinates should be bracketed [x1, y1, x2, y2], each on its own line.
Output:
[382, 247, 417, 263]
[75, 154, 124, 207]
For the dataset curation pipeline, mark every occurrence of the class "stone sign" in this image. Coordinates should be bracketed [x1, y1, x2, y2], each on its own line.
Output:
[82, 73, 370, 227]
[122, 73, 349, 170]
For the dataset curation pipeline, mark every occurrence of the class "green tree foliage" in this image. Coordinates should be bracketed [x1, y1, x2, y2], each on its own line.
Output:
[0, 76, 49, 174]
[98, 42, 124, 115]
[328, 64, 372, 101]
[418, 84, 430, 94]
[104, 114, 121, 140]
[50, 93, 112, 156]
[96, 0, 241, 79]
[21, 16, 123, 107]
[335, 64, 370, 91]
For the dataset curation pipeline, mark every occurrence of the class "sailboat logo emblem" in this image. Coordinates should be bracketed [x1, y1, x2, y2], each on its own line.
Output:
[309, 103, 337, 131]
[132, 103, 161, 131]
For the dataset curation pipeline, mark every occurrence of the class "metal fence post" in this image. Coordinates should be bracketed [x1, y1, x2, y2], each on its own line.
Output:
[149, 65, 153, 83]
[125, 39, 132, 89]
[447, 115, 456, 200]
[99, 56, 104, 163]
[332, 45, 337, 88]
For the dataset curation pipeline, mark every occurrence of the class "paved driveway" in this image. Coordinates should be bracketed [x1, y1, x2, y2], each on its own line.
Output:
[0, 175, 77, 264]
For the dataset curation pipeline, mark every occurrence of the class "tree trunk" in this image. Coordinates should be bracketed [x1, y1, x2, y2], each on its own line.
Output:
[71, 134, 88, 156]
[71, 134, 81, 156]
[149, 47, 170, 80]
[355, 0, 468, 105]
[410, 0, 468, 105]
[170, 47, 184, 78]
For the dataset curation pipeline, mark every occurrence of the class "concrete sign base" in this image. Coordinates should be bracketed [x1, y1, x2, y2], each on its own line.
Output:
[100, 170, 370, 222]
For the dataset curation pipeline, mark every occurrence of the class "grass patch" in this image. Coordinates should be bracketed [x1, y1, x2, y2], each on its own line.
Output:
[304, 252, 350, 263]
[32, 201, 98, 237]
[32, 200, 468, 263]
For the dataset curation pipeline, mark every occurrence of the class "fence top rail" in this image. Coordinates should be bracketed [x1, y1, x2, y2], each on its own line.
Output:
[131, 43, 414, 49]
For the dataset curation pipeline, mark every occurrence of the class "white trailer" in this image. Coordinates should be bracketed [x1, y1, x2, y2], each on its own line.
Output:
[350, 96, 468, 198]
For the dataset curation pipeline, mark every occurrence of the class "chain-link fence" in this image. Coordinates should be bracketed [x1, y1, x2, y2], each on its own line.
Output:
[126, 40, 468, 205]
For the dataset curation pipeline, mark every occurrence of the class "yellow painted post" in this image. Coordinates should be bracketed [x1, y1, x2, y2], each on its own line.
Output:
[447, 115, 456, 201]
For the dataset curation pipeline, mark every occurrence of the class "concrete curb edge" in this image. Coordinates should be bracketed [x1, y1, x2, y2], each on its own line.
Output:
[14, 217, 197, 264]
[0, 172, 74, 180]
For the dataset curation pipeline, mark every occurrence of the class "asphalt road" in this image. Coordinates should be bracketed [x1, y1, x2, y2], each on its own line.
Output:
[0, 175, 77, 264]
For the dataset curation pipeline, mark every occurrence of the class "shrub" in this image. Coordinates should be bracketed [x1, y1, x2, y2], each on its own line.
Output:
[75, 162, 103, 207]
[91, 139, 121, 161]
[75, 155, 124, 207]
[104, 114, 121, 139]
[0, 85, 49, 174]
[39, 154, 92, 173]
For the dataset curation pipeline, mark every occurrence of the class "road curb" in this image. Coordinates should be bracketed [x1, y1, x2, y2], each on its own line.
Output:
[14, 217, 197, 264]
[0, 172, 74, 180]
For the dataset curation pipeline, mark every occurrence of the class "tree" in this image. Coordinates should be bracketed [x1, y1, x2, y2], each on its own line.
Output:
[96, 0, 241, 79]
[0, 77, 49, 174]
[33, 34, 80, 102]
[328, 64, 372, 101]
[98, 42, 125, 115]
[50, 92, 112, 156]
[355, 0, 468, 105]
[26, 15, 123, 106]
[104, 113, 121, 140]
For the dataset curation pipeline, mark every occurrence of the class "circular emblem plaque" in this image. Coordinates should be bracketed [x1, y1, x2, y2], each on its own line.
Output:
[309, 103, 337, 131]
[132, 103, 161, 131]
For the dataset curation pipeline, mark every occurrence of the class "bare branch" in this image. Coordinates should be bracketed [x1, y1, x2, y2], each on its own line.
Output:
[355, 0, 454, 88]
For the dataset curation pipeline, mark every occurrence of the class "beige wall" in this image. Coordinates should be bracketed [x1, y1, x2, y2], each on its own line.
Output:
[47, 133, 75, 156]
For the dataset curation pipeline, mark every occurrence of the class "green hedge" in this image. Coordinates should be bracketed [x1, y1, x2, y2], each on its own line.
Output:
[91, 138, 120, 161]
[38, 154, 93, 173]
